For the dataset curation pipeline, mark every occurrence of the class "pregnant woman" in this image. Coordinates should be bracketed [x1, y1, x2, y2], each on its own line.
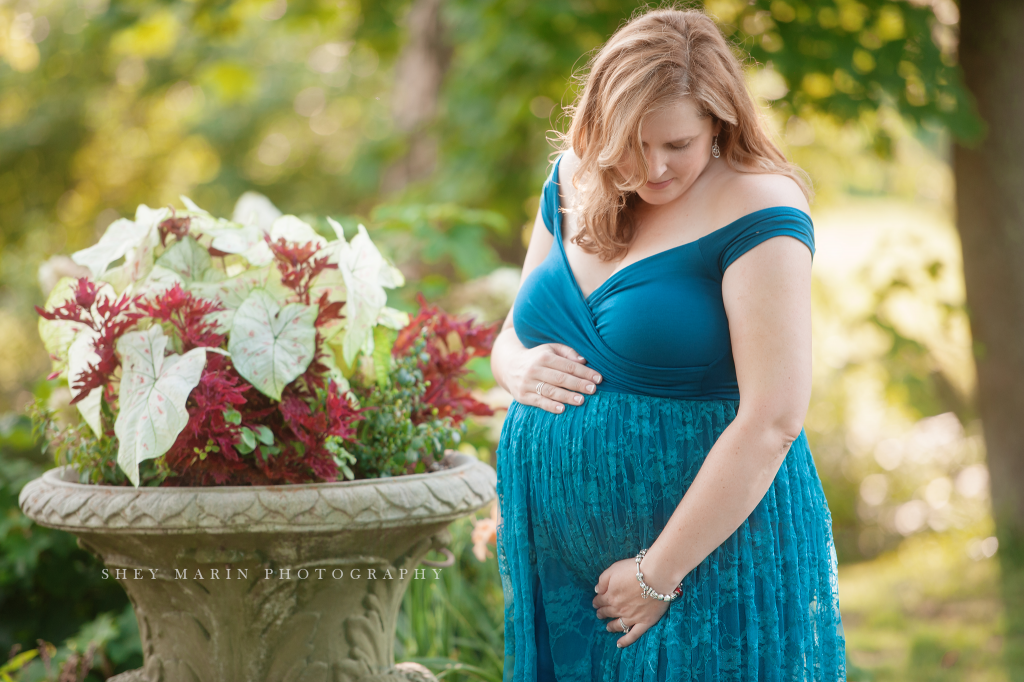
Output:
[489, 8, 846, 681]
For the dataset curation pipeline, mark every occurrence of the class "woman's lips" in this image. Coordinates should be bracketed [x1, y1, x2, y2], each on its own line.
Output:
[646, 178, 673, 189]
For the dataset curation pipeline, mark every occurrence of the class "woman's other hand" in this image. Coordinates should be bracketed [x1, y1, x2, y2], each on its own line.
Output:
[501, 340, 600, 414]
[593, 557, 671, 648]
[491, 151, 601, 414]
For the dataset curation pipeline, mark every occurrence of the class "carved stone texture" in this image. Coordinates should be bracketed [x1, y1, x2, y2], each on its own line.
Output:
[19, 452, 494, 535]
[19, 452, 496, 682]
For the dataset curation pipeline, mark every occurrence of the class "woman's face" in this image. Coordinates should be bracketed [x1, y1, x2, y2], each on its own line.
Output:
[619, 97, 722, 206]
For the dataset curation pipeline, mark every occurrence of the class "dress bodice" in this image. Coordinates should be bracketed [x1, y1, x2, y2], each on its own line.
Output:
[512, 153, 815, 400]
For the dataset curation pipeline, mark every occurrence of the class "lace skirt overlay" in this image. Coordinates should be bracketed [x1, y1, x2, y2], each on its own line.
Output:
[495, 392, 846, 681]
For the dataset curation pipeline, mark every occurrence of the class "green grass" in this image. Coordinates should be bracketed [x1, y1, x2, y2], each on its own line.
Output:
[839, 524, 1008, 681]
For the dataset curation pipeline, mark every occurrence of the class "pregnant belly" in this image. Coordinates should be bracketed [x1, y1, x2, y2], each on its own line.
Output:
[496, 391, 740, 586]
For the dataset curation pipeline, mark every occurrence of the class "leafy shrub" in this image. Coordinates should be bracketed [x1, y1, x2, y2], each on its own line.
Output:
[31, 201, 497, 487]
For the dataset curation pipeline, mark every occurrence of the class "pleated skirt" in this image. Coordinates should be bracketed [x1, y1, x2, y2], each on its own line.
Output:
[495, 392, 846, 682]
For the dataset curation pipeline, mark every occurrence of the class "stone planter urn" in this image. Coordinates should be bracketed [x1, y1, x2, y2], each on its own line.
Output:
[18, 451, 496, 682]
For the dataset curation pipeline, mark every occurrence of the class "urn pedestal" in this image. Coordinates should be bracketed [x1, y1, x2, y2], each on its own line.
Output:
[18, 452, 496, 682]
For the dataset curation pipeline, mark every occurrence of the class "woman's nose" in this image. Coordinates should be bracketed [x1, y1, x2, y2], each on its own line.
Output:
[646, 151, 668, 180]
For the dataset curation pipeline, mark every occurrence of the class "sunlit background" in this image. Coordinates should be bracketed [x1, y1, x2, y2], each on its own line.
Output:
[0, 0, 1009, 679]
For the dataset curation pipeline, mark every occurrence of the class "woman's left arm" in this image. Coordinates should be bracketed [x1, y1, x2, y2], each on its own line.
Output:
[592, 233, 812, 646]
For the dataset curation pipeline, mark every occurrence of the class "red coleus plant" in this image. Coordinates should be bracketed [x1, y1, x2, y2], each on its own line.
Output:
[394, 292, 501, 425]
[135, 283, 227, 352]
[36, 200, 499, 488]
[160, 353, 361, 487]
[36, 278, 144, 401]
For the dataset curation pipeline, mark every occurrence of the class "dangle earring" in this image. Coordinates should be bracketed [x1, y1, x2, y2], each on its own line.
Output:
[711, 135, 721, 159]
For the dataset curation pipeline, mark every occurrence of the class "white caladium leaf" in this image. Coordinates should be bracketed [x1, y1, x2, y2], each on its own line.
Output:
[228, 289, 317, 400]
[72, 204, 173, 283]
[190, 264, 288, 316]
[155, 236, 222, 283]
[352, 224, 405, 288]
[180, 195, 210, 216]
[308, 263, 346, 299]
[75, 205, 165, 286]
[307, 268, 347, 341]
[98, 264, 134, 294]
[133, 265, 184, 298]
[327, 224, 406, 366]
[71, 218, 150, 278]
[124, 205, 170, 284]
[123, 231, 159, 285]
[206, 224, 262, 255]
[338, 273, 383, 366]
[67, 327, 100, 395]
[68, 328, 103, 436]
[202, 222, 273, 267]
[177, 195, 245, 235]
[270, 215, 328, 247]
[377, 306, 411, 330]
[202, 309, 234, 336]
[115, 326, 207, 488]
[135, 204, 172, 231]
[232, 191, 282, 233]
[316, 347, 351, 394]
[326, 216, 346, 241]
[241, 239, 274, 267]
[76, 386, 103, 438]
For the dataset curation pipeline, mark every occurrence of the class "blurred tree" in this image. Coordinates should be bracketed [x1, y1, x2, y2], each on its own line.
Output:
[382, 0, 450, 192]
[416, 0, 977, 258]
[952, 0, 1024, 675]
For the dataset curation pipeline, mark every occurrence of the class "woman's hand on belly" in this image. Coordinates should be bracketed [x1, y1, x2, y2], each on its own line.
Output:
[593, 557, 670, 648]
[493, 332, 602, 414]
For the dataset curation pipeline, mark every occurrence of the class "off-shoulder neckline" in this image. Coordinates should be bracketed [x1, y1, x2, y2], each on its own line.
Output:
[545, 154, 812, 304]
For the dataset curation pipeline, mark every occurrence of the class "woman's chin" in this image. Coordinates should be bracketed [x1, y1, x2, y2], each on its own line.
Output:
[637, 187, 681, 205]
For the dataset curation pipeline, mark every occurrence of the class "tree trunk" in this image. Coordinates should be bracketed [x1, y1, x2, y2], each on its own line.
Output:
[381, 0, 452, 194]
[954, 0, 1024, 674]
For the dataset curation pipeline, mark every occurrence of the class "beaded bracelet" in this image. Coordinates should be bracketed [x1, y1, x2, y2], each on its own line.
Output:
[635, 548, 684, 602]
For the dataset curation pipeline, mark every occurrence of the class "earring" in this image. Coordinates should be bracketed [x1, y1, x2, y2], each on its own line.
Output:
[711, 135, 721, 159]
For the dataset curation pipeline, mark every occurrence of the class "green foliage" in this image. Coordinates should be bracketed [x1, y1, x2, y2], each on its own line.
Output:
[3, 604, 143, 682]
[370, 204, 509, 281]
[1, 649, 39, 681]
[733, 0, 982, 143]
[324, 435, 358, 481]
[422, 0, 638, 246]
[347, 334, 464, 479]
[27, 397, 169, 487]
[0, 447, 132, 668]
[372, 325, 398, 390]
[397, 514, 505, 682]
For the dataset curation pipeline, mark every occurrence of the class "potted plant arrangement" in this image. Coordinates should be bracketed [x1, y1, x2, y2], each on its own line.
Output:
[18, 196, 500, 682]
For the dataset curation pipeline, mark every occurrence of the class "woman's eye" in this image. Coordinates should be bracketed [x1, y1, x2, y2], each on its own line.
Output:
[670, 142, 691, 151]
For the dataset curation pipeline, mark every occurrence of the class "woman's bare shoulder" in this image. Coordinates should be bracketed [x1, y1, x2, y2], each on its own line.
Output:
[713, 165, 810, 219]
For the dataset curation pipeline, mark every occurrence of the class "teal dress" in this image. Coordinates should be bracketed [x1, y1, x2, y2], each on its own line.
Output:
[495, 155, 846, 681]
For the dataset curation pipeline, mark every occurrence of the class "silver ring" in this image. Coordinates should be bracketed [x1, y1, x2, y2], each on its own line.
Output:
[535, 381, 545, 395]
[619, 617, 631, 633]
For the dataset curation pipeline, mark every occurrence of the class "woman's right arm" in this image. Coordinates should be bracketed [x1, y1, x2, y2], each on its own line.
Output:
[490, 165, 602, 414]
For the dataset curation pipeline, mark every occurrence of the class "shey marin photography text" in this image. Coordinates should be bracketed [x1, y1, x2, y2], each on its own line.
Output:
[101, 567, 447, 580]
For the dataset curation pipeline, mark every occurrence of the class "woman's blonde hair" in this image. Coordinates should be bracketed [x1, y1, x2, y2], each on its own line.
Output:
[555, 5, 813, 261]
